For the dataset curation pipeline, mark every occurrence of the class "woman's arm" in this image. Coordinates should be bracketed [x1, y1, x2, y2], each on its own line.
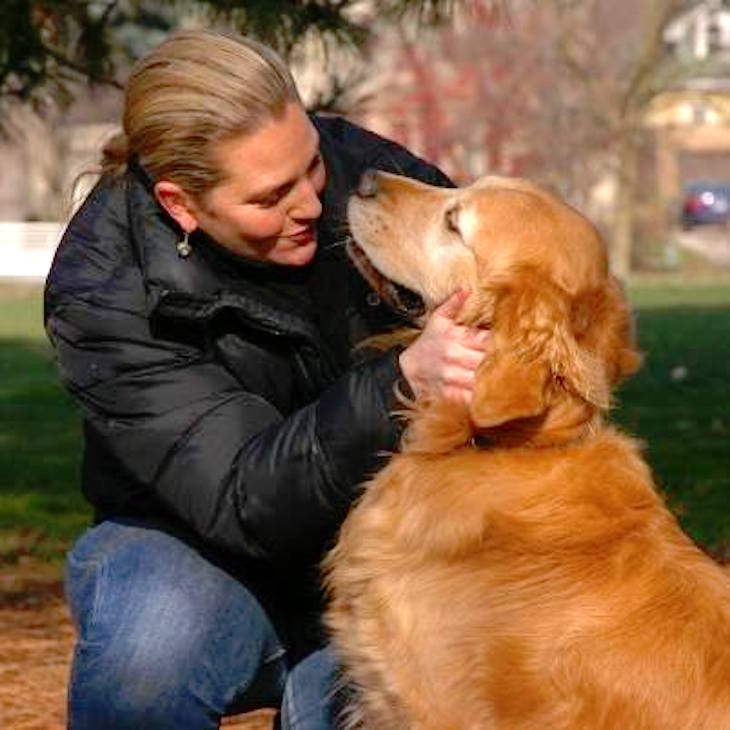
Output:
[47, 296, 402, 565]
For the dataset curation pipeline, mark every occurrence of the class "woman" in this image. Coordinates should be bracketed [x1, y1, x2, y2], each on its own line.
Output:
[45, 29, 488, 730]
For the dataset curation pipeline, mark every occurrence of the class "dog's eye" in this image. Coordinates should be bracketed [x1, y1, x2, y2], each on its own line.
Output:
[445, 205, 460, 235]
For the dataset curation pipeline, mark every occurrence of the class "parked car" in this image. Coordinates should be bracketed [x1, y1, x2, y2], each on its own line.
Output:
[681, 181, 730, 229]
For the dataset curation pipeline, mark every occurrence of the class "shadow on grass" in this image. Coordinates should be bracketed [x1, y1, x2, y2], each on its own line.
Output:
[0, 339, 90, 562]
[613, 304, 730, 553]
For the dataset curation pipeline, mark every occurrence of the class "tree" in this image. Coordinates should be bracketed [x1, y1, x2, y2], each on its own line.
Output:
[1, 1, 513, 220]
[555, 0, 688, 279]
[358, 2, 617, 194]
[0, 0, 477, 119]
[358, 0, 694, 278]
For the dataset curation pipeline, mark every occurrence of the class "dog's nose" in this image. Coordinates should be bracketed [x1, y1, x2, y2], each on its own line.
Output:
[357, 169, 379, 198]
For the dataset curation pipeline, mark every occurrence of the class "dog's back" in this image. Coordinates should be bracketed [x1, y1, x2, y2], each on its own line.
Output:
[326, 423, 730, 729]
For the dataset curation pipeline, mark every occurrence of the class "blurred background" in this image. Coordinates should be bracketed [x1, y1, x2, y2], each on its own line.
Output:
[0, 3, 728, 726]
[2, 0, 730, 277]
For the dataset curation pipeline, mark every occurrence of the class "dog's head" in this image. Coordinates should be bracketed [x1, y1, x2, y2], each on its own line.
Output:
[348, 172, 641, 445]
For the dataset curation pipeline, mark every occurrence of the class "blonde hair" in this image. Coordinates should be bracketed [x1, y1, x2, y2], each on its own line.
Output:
[101, 29, 301, 196]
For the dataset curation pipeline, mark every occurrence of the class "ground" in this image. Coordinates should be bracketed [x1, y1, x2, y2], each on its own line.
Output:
[0, 558, 73, 730]
[673, 225, 730, 266]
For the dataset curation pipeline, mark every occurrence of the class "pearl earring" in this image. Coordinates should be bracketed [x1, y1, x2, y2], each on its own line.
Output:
[176, 231, 192, 258]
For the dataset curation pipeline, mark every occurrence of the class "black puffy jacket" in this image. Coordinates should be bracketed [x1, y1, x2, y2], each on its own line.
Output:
[45, 116, 451, 576]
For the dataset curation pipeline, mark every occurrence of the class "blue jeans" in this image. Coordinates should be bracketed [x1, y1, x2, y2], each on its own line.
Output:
[65, 518, 339, 729]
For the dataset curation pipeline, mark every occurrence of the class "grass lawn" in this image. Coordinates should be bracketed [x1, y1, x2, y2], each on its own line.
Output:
[617, 279, 730, 554]
[0, 278, 728, 565]
[0, 282, 88, 563]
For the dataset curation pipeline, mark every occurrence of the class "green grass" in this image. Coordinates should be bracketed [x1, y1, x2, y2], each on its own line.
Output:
[0, 279, 728, 564]
[0, 282, 89, 562]
[627, 279, 730, 309]
[616, 278, 730, 553]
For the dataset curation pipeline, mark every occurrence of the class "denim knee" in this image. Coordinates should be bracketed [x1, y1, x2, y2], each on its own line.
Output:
[66, 519, 287, 730]
[281, 647, 340, 730]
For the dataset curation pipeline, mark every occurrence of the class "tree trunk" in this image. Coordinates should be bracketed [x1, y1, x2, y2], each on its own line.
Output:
[607, 0, 686, 281]
[9, 105, 64, 221]
[611, 132, 640, 281]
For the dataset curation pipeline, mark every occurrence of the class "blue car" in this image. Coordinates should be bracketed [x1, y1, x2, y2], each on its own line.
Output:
[681, 181, 730, 228]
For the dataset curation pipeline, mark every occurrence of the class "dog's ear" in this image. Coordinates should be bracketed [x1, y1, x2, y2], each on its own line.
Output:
[570, 276, 642, 386]
[469, 274, 563, 429]
[469, 272, 637, 430]
[550, 298, 612, 411]
[469, 348, 551, 429]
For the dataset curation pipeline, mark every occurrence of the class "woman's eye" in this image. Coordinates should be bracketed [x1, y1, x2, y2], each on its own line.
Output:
[309, 155, 323, 174]
[309, 156, 325, 184]
[445, 206, 460, 234]
[255, 191, 284, 208]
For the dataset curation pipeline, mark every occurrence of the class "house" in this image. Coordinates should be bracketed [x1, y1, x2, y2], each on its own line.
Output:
[646, 0, 730, 203]
[664, 0, 730, 63]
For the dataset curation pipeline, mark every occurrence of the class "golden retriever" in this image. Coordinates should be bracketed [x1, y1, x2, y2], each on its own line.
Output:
[323, 172, 730, 730]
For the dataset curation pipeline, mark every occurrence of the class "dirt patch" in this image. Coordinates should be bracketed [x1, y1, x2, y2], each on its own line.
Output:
[0, 559, 74, 730]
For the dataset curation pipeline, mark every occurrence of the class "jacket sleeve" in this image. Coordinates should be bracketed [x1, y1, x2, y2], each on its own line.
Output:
[47, 296, 403, 565]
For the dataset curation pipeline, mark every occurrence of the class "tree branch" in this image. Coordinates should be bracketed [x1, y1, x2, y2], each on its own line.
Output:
[39, 42, 124, 90]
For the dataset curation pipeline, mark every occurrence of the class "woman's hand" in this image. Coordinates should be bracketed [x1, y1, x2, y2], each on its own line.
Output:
[398, 289, 491, 404]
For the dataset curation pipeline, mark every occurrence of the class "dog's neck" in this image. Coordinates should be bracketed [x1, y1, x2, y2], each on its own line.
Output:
[478, 397, 601, 449]
[402, 394, 601, 455]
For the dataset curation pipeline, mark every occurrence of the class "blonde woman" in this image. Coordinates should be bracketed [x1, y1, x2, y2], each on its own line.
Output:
[45, 30, 489, 729]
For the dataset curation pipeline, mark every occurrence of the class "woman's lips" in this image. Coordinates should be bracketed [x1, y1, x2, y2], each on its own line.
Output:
[288, 227, 315, 246]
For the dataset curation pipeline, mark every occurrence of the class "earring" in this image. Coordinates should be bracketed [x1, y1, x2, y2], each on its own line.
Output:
[176, 231, 192, 259]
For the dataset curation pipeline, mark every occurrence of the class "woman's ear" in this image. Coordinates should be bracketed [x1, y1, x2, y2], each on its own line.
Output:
[154, 180, 199, 234]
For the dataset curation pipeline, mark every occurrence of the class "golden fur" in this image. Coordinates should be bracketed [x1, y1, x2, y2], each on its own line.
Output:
[323, 173, 730, 729]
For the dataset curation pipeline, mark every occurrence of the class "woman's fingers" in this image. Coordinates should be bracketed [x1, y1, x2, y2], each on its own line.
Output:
[442, 385, 474, 405]
[451, 339, 490, 364]
[397, 291, 492, 403]
[443, 365, 477, 390]
[434, 288, 470, 320]
[448, 323, 490, 351]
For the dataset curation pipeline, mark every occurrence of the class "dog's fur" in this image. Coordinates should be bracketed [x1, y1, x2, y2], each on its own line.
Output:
[323, 173, 730, 730]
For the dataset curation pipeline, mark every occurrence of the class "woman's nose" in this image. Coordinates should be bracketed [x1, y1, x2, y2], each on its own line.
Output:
[357, 169, 378, 198]
[291, 178, 323, 221]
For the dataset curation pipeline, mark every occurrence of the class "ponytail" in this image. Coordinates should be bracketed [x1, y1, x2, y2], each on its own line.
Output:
[100, 131, 129, 177]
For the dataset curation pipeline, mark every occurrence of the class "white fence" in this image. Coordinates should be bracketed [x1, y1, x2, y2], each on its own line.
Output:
[0, 222, 64, 279]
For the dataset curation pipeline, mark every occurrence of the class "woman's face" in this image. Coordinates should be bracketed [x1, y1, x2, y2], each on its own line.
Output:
[191, 102, 326, 266]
